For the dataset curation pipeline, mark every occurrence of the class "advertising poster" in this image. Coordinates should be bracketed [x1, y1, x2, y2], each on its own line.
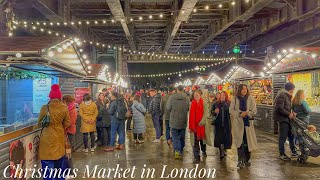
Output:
[9, 131, 40, 180]
[33, 78, 51, 113]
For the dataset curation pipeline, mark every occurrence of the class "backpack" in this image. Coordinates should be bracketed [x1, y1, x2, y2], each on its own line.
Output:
[116, 98, 128, 120]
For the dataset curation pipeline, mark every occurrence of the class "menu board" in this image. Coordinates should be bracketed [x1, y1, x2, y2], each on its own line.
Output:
[33, 78, 51, 113]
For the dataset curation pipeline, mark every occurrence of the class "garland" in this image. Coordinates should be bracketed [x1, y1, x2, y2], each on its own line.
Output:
[0, 69, 51, 80]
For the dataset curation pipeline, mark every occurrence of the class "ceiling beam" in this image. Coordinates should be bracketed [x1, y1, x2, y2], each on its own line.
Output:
[163, 0, 198, 52]
[106, 0, 137, 51]
[191, 0, 274, 52]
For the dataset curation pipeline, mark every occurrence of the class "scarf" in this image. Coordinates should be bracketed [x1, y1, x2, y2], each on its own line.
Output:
[67, 103, 75, 111]
[189, 98, 205, 140]
[238, 96, 250, 127]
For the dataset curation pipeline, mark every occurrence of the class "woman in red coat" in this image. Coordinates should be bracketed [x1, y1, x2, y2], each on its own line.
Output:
[189, 90, 205, 163]
[62, 95, 77, 147]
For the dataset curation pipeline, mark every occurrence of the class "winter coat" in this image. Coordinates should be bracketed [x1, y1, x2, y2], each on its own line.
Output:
[149, 94, 162, 115]
[38, 99, 71, 160]
[66, 103, 77, 135]
[166, 92, 190, 129]
[79, 101, 98, 133]
[190, 100, 213, 146]
[132, 100, 147, 134]
[274, 89, 292, 124]
[212, 101, 232, 149]
[292, 100, 311, 124]
[95, 101, 111, 128]
[108, 99, 125, 122]
[230, 95, 258, 152]
[160, 94, 172, 120]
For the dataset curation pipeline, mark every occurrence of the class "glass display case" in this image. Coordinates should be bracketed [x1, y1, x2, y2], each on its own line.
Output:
[0, 67, 58, 136]
[289, 72, 320, 113]
[248, 79, 273, 106]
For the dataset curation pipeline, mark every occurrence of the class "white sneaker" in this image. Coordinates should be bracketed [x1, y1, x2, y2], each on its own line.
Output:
[83, 148, 88, 153]
[91, 146, 96, 152]
[152, 139, 160, 143]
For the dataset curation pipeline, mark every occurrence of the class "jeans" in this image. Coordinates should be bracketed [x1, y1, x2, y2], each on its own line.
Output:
[83, 132, 95, 149]
[134, 133, 143, 140]
[152, 114, 161, 139]
[160, 115, 164, 136]
[171, 128, 186, 154]
[237, 129, 250, 162]
[127, 117, 132, 130]
[193, 133, 206, 160]
[41, 156, 68, 180]
[96, 127, 101, 141]
[110, 119, 126, 146]
[279, 122, 296, 155]
[165, 120, 171, 141]
[99, 127, 111, 146]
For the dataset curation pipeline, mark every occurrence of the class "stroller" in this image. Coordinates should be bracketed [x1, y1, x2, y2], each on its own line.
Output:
[291, 118, 320, 163]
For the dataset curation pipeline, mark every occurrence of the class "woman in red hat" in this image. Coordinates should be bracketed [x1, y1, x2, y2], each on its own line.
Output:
[38, 84, 71, 180]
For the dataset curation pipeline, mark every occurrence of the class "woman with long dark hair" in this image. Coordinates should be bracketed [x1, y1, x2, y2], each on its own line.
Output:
[230, 84, 258, 168]
[95, 93, 111, 147]
[212, 91, 232, 159]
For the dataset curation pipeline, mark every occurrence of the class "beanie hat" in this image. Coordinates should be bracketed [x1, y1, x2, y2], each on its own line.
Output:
[49, 84, 62, 99]
[284, 82, 295, 91]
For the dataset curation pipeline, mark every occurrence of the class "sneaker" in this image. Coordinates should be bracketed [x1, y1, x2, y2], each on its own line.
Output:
[291, 152, 299, 158]
[83, 148, 88, 153]
[237, 161, 245, 168]
[91, 146, 96, 152]
[152, 139, 160, 143]
[245, 161, 251, 166]
[193, 159, 200, 164]
[174, 151, 181, 159]
[202, 152, 207, 157]
[279, 154, 291, 161]
[140, 140, 145, 143]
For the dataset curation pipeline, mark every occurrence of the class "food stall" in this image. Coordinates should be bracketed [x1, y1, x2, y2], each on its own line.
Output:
[204, 73, 222, 93]
[266, 48, 320, 132]
[0, 37, 88, 177]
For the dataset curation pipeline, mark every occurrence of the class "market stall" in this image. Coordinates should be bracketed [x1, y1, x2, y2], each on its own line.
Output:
[265, 48, 320, 132]
[204, 73, 222, 92]
[0, 37, 89, 177]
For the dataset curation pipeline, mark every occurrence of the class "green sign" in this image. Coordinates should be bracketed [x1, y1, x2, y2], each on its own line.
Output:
[233, 46, 240, 54]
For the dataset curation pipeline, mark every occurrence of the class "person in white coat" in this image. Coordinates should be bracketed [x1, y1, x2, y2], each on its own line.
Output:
[230, 84, 258, 168]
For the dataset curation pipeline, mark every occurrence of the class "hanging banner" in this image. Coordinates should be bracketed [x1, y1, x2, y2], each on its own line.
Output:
[9, 131, 40, 180]
[33, 78, 51, 113]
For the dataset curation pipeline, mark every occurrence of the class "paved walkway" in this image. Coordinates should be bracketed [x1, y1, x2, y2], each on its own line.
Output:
[71, 115, 320, 179]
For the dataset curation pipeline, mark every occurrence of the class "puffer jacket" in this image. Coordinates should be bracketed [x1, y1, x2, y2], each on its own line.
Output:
[274, 89, 292, 124]
[149, 94, 162, 115]
[132, 100, 146, 134]
[166, 92, 190, 129]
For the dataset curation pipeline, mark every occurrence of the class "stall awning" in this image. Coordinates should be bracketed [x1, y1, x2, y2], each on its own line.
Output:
[268, 50, 320, 74]
[0, 37, 88, 78]
[225, 65, 258, 81]
[205, 73, 222, 84]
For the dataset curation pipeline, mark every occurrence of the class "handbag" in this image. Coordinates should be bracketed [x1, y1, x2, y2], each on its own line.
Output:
[41, 103, 51, 128]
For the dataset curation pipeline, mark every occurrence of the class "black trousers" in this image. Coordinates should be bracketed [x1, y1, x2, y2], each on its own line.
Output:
[127, 117, 132, 130]
[99, 127, 111, 146]
[279, 122, 296, 155]
[193, 133, 206, 160]
[133, 133, 143, 140]
[83, 132, 95, 149]
[237, 129, 251, 162]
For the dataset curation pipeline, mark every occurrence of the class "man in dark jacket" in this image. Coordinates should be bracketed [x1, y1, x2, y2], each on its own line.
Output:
[274, 82, 298, 161]
[166, 85, 190, 159]
[149, 89, 162, 142]
[161, 86, 174, 148]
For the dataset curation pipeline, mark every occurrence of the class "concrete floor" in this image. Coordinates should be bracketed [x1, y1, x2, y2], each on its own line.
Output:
[71, 115, 320, 180]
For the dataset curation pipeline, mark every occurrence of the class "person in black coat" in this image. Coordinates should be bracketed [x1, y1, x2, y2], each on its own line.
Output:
[274, 82, 298, 161]
[96, 93, 111, 147]
[212, 91, 232, 159]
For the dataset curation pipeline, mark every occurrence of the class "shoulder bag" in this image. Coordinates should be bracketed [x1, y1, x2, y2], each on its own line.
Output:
[41, 103, 51, 128]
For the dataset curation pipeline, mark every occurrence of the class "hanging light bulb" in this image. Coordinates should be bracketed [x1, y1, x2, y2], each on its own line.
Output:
[78, 21, 82, 25]
[160, 14, 163, 18]
[88, 66, 92, 70]
[205, 5, 209, 10]
[85, 60, 90, 64]
[149, 15, 153, 19]
[62, 44, 67, 49]
[218, 4, 223, 8]
[130, 18, 133, 22]
[103, 20, 106, 24]
[193, 8, 197, 13]
[94, 21, 98, 24]
[182, 10, 185, 14]
[231, 1, 236, 5]
[111, 19, 115, 23]
[83, 55, 87, 59]
[57, 48, 63, 53]
[48, 51, 54, 57]
[139, 16, 143, 20]
[16, 53, 22, 58]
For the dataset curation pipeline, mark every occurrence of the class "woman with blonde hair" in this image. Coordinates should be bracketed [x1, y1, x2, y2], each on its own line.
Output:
[292, 90, 311, 125]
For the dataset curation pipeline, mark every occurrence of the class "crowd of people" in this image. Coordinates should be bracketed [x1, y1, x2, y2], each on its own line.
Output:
[36, 81, 320, 179]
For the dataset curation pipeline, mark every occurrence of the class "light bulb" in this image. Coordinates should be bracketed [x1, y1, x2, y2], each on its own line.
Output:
[86, 21, 90, 24]
[85, 60, 90, 64]
[231, 1, 236, 5]
[272, 58, 276, 63]
[139, 16, 143, 20]
[83, 55, 87, 59]
[312, 54, 317, 58]
[88, 66, 92, 70]
[193, 8, 197, 13]
[149, 15, 153, 19]
[218, 4, 222, 8]
[48, 51, 54, 57]
[88, 71, 91, 73]
[267, 63, 271, 67]
[103, 20, 106, 24]
[8, 32, 13, 37]
[130, 18, 133, 22]
[57, 48, 62, 52]
[78, 21, 82, 25]
[77, 42, 81, 46]
[95, 21, 98, 24]
[16, 53, 22, 58]
[205, 5, 209, 10]
[62, 45, 67, 49]
[111, 19, 115, 23]
[160, 14, 163, 18]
